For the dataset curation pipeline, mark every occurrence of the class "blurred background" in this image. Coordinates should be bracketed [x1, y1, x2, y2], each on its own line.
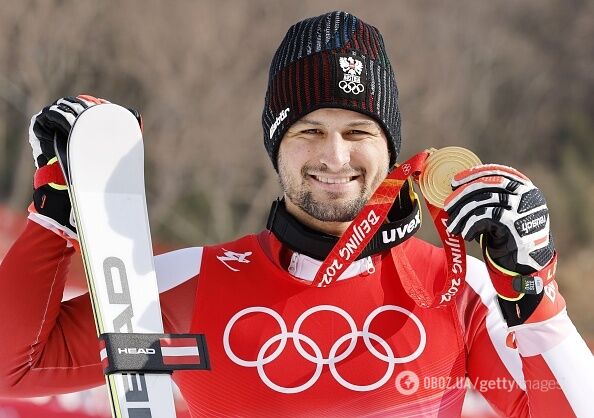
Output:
[0, 0, 592, 417]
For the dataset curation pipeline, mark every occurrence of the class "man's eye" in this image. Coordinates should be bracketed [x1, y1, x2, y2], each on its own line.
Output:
[348, 130, 370, 135]
[301, 129, 322, 135]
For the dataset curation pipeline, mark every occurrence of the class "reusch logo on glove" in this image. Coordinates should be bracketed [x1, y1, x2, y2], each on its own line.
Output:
[515, 209, 548, 236]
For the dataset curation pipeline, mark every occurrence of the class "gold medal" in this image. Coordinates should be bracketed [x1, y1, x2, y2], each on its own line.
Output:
[418, 146, 482, 208]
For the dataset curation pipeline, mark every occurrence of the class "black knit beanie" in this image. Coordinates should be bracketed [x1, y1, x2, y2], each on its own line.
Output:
[262, 11, 401, 170]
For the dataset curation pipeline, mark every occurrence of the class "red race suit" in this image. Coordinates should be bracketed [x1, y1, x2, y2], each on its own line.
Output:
[0, 220, 592, 417]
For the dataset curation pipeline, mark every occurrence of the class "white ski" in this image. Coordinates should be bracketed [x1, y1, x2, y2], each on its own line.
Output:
[57, 104, 177, 418]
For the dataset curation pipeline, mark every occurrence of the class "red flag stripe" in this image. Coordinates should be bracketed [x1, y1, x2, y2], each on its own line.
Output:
[159, 337, 198, 348]
[162, 355, 201, 366]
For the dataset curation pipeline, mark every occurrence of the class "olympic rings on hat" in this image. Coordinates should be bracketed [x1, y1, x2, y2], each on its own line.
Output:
[339, 80, 365, 95]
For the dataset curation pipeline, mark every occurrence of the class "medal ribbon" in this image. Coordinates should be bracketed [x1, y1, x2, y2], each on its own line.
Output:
[312, 150, 467, 308]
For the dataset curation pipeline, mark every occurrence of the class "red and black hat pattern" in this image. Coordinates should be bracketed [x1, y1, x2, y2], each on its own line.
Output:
[263, 11, 401, 169]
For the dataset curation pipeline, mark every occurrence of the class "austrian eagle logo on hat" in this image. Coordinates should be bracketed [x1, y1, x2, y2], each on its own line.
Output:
[339, 56, 363, 76]
[337, 56, 365, 97]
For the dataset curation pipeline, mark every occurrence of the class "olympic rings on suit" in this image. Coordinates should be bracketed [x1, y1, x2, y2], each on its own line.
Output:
[223, 304, 426, 393]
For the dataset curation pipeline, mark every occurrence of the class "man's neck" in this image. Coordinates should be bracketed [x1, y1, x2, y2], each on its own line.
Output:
[265, 196, 420, 263]
[284, 198, 349, 236]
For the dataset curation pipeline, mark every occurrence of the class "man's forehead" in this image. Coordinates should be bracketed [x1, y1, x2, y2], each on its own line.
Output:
[292, 108, 381, 128]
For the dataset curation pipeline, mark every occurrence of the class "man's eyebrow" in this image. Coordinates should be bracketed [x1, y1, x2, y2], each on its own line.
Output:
[293, 119, 379, 127]
[346, 120, 378, 128]
[294, 118, 324, 126]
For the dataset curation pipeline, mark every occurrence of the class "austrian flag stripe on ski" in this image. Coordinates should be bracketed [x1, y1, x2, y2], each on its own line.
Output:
[160, 337, 201, 365]
[99, 332, 209, 374]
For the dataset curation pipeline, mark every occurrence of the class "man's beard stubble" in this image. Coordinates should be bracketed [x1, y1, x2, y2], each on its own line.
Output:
[278, 158, 377, 223]
[289, 186, 368, 222]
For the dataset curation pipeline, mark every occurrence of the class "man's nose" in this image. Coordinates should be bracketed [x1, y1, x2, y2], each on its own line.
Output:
[319, 132, 350, 169]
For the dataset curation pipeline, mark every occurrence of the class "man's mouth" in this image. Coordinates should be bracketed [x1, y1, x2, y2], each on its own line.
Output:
[311, 175, 359, 184]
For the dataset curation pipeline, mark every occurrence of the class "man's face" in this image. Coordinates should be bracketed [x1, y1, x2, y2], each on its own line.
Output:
[278, 108, 390, 226]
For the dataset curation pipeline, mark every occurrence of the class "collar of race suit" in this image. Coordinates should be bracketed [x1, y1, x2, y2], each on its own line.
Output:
[266, 179, 421, 261]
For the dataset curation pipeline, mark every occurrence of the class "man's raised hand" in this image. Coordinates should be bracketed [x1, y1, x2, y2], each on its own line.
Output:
[444, 164, 555, 276]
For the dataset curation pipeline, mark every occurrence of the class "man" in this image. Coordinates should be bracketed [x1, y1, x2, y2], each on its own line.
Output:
[0, 11, 592, 417]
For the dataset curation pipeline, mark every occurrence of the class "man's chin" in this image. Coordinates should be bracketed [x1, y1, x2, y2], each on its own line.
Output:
[302, 200, 365, 223]
[310, 187, 364, 202]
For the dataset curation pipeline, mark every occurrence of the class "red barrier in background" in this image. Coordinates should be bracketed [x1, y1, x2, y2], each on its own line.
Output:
[0, 397, 193, 418]
[0, 393, 495, 418]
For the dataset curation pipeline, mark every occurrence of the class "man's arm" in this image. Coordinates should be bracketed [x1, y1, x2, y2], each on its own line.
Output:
[0, 221, 101, 396]
[0, 221, 202, 397]
[461, 256, 593, 417]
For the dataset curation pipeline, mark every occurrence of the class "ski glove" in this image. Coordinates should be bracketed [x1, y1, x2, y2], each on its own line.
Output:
[445, 164, 565, 326]
[444, 164, 562, 326]
[444, 164, 554, 275]
[28, 95, 142, 244]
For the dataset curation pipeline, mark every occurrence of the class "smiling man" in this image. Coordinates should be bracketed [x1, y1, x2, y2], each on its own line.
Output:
[0, 10, 592, 418]
[279, 109, 390, 234]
